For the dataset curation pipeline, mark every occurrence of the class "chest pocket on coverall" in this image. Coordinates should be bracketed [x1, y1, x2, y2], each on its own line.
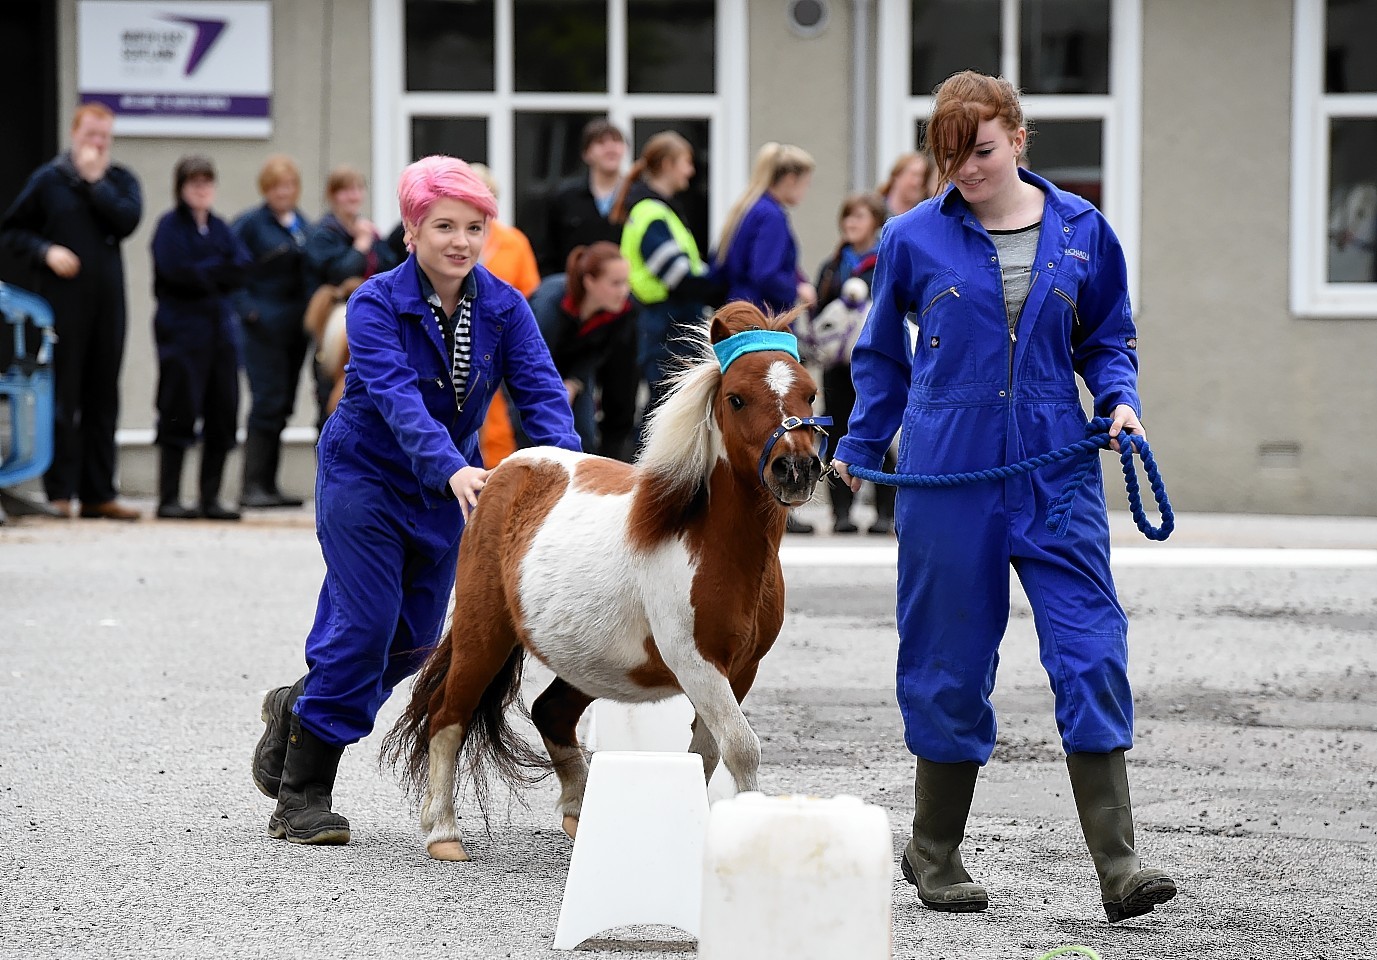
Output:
[912, 272, 977, 387]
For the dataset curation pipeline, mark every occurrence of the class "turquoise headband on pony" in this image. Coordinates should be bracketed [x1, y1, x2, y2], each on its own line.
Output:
[713, 330, 800, 372]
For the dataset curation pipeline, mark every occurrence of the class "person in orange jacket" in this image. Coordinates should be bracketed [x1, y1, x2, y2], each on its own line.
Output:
[469, 164, 540, 465]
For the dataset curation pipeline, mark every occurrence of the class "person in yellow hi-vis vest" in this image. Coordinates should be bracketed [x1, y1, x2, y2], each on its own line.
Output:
[610, 131, 723, 416]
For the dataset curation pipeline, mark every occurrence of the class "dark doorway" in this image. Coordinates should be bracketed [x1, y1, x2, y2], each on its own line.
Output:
[0, 1, 59, 289]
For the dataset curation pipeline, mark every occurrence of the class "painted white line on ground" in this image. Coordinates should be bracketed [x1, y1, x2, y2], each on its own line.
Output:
[779, 546, 1377, 568]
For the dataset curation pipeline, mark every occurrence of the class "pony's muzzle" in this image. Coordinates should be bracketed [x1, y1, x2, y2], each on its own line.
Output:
[770, 453, 823, 504]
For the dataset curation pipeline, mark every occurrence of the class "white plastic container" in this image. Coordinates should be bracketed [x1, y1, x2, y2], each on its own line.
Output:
[699, 792, 893, 960]
[552, 751, 710, 950]
[587, 697, 737, 802]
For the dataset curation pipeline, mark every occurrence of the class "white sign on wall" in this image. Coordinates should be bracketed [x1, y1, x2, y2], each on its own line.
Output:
[77, 1, 272, 138]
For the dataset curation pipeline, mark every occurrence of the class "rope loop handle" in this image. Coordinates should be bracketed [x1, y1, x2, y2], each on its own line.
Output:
[844, 416, 1174, 541]
[1037, 948, 1104, 960]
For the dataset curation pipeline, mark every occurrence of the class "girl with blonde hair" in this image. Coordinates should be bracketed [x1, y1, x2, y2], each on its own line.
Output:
[715, 142, 817, 313]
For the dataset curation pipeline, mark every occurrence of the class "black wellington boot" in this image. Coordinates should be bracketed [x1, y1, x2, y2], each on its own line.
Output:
[252, 677, 306, 798]
[238, 430, 277, 508]
[263, 432, 304, 508]
[156, 446, 199, 519]
[900, 758, 989, 912]
[1066, 749, 1177, 922]
[267, 716, 351, 845]
[831, 476, 858, 533]
[199, 446, 241, 521]
[240, 430, 303, 509]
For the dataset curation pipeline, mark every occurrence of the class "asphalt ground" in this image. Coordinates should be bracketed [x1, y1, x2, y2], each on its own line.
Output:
[1, 501, 1374, 959]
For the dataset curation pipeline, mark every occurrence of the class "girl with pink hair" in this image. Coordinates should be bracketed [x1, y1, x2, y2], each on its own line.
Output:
[251, 155, 579, 845]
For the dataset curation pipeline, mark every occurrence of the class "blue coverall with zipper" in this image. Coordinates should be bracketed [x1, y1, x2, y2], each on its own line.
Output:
[834, 168, 1142, 765]
[294, 257, 579, 747]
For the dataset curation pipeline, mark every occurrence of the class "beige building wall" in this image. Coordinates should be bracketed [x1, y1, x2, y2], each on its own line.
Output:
[1140, 0, 1375, 516]
[746, 1, 854, 286]
[44, 0, 1373, 514]
[53, 0, 374, 494]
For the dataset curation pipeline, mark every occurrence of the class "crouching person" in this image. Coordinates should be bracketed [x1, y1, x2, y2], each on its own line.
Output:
[251, 155, 580, 844]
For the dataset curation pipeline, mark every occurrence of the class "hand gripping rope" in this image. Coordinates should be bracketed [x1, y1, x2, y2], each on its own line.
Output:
[842, 416, 1174, 541]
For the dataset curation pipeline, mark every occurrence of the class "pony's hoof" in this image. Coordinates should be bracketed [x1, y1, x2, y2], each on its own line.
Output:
[427, 840, 470, 862]
[562, 815, 579, 839]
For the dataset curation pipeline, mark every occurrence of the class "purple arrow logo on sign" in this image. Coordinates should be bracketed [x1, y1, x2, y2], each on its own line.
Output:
[160, 15, 227, 76]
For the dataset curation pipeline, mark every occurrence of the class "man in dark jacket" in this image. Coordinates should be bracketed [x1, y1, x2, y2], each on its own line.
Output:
[0, 103, 143, 520]
[540, 118, 626, 276]
[539, 119, 639, 459]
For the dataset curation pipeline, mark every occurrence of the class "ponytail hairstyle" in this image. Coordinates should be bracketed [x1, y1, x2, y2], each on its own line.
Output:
[714, 142, 815, 265]
[564, 241, 625, 313]
[610, 131, 694, 225]
[923, 70, 1029, 193]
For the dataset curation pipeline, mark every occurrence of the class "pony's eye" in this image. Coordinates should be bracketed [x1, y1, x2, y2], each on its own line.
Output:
[727, 395, 745, 411]
[807, 393, 816, 405]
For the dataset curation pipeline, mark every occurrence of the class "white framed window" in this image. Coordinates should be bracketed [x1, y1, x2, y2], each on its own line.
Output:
[876, 0, 1142, 302]
[370, 0, 748, 261]
[1291, 0, 1377, 318]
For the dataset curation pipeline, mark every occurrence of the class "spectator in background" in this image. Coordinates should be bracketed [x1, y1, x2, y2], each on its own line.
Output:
[232, 155, 312, 509]
[878, 150, 937, 218]
[0, 102, 142, 520]
[541, 118, 627, 276]
[540, 118, 638, 460]
[303, 166, 401, 427]
[469, 164, 540, 298]
[467, 163, 540, 466]
[149, 155, 250, 521]
[528, 242, 634, 453]
[714, 141, 816, 534]
[611, 131, 721, 418]
[809, 192, 894, 535]
[715, 142, 817, 314]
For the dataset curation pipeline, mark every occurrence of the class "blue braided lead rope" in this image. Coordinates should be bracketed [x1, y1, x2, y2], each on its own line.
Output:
[845, 416, 1174, 541]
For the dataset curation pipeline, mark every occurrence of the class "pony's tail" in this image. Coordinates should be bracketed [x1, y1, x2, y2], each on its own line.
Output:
[380, 628, 554, 821]
[380, 627, 455, 797]
[462, 646, 555, 820]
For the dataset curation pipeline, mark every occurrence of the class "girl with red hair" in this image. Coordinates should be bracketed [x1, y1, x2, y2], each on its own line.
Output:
[833, 71, 1176, 923]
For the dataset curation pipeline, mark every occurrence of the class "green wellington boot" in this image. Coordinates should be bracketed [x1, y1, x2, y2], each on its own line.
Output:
[900, 758, 989, 912]
[251, 677, 306, 798]
[267, 716, 351, 845]
[1066, 749, 1177, 922]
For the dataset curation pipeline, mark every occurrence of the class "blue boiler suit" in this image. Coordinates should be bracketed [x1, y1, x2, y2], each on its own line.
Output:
[149, 206, 251, 451]
[295, 258, 579, 747]
[833, 169, 1142, 765]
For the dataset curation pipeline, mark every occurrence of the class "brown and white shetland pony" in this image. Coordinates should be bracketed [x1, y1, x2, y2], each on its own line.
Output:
[383, 302, 827, 862]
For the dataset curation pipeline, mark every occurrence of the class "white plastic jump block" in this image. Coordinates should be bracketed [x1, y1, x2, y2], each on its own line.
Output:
[699, 793, 894, 960]
[552, 751, 711, 950]
[586, 697, 737, 802]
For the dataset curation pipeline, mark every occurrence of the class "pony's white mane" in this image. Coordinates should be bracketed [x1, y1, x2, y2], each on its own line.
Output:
[636, 343, 723, 493]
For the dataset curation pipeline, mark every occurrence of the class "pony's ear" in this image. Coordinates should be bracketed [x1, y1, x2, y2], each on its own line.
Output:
[709, 313, 733, 344]
[708, 301, 770, 343]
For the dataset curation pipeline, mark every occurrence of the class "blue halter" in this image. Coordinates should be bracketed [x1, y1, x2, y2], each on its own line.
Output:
[757, 414, 833, 486]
